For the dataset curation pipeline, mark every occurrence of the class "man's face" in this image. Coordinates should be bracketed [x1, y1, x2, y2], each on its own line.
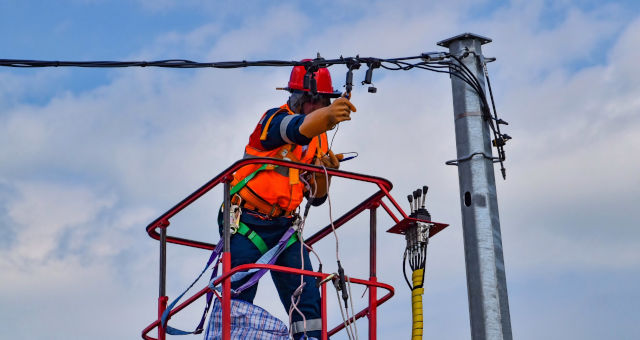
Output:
[301, 95, 331, 114]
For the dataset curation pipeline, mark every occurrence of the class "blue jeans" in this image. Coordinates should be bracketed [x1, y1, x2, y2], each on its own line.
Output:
[218, 208, 322, 339]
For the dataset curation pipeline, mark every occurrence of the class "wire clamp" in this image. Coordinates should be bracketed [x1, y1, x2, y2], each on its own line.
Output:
[420, 52, 448, 61]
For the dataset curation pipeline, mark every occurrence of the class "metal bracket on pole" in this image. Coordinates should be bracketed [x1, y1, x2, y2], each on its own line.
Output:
[437, 33, 513, 340]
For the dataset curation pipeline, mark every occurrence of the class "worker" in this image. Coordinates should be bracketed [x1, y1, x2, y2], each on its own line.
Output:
[219, 61, 356, 339]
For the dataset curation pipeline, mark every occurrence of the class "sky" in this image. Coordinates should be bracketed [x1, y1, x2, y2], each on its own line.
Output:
[1, 0, 639, 339]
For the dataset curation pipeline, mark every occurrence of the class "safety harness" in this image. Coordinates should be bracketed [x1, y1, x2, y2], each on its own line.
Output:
[160, 211, 302, 335]
[161, 106, 326, 335]
[228, 161, 299, 253]
[160, 166, 303, 335]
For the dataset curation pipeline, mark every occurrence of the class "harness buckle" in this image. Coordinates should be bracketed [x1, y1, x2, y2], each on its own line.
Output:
[291, 213, 303, 232]
[229, 199, 242, 235]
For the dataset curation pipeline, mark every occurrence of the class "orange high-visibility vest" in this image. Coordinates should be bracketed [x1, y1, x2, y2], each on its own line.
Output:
[232, 104, 328, 212]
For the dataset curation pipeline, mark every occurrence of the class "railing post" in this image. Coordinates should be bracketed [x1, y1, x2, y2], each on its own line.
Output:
[369, 205, 378, 340]
[437, 33, 513, 340]
[158, 225, 167, 340]
[321, 283, 328, 340]
[222, 180, 232, 340]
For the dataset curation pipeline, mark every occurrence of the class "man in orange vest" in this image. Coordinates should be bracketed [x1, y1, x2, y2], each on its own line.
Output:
[222, 62, 356, 339]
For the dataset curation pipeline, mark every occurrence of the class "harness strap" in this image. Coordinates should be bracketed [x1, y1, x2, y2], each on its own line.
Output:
[283, 145, 301, 186]
[161, 240, 224, 335]
[231, 145, 301, 197]
[230, 164, 268, 196]
[316, 134, 324, 158]
[236, 222, 269, 254]
[234, 187, 294, 218]
[285, 231, 298, 248]
[233, 144, 306, 215]
[230, 226, 299, 296]
[236, 221, 298, 255]
[163, 223, 300, 335]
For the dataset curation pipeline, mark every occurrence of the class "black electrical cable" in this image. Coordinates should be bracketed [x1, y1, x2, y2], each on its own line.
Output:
[420, 246, 427, 288]
[449, 56, 496, 119]
[0, 58, 305, 69]
[402, 248, 413, 290]
[447, 53, 510, 178]
[1, 53, 510, 177]
[450, 56, 505, 137]
[0, 56, 486, 95]
[482, 60, 509, 178]
[449, 55, 484, 91]
[447, 57, 499, 131]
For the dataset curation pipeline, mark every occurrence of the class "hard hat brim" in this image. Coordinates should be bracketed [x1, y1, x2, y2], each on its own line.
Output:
[281, 87, 342, 98]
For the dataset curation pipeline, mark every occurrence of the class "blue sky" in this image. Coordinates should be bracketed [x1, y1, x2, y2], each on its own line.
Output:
[1, 1, 639, 339]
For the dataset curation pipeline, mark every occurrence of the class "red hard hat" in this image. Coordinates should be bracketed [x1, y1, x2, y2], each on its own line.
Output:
[286, 59, 341, 98]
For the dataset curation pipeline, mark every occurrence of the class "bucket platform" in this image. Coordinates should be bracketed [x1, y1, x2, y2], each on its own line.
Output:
[142, 157, 448, 340]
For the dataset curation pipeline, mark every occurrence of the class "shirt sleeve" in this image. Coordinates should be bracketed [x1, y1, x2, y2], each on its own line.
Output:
[260, 109, 312, 150]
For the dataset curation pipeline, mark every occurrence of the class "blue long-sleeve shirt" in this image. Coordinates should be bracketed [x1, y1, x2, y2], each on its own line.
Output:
[259, 108, 312, 150]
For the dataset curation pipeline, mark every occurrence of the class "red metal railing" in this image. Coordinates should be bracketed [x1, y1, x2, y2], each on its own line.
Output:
[142, 157, 411, 340]
[145, 158, 407, 249]
[142, 264, 395, 340]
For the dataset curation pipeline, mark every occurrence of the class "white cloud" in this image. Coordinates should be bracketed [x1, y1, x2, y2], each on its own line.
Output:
[0, 69, 70, 110]
[0, 254, 158, 340]
[1, 1, 640, 339]
[4, 181, 114, 262]
[477, 1, 624, 84]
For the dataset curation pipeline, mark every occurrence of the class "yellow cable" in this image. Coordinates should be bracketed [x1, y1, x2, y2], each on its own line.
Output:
[411, 268, 424, 340]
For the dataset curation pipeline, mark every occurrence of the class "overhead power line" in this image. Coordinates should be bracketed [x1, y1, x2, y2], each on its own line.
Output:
[0, 52, 510, 178]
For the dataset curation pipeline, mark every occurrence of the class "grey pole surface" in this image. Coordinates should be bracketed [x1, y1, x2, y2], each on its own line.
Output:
[437, 33, 512, 340]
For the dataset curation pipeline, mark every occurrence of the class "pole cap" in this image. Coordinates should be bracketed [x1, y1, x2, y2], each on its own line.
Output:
[437, 33, 492, 48]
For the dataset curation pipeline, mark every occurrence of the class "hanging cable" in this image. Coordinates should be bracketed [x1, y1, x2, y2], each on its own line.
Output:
[347, 276, 359, 339]
[334, 281, 355, 340]
[481, 57, 510, 179]
[288, 171, 320, 339]
[321, 164, 360, 339]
